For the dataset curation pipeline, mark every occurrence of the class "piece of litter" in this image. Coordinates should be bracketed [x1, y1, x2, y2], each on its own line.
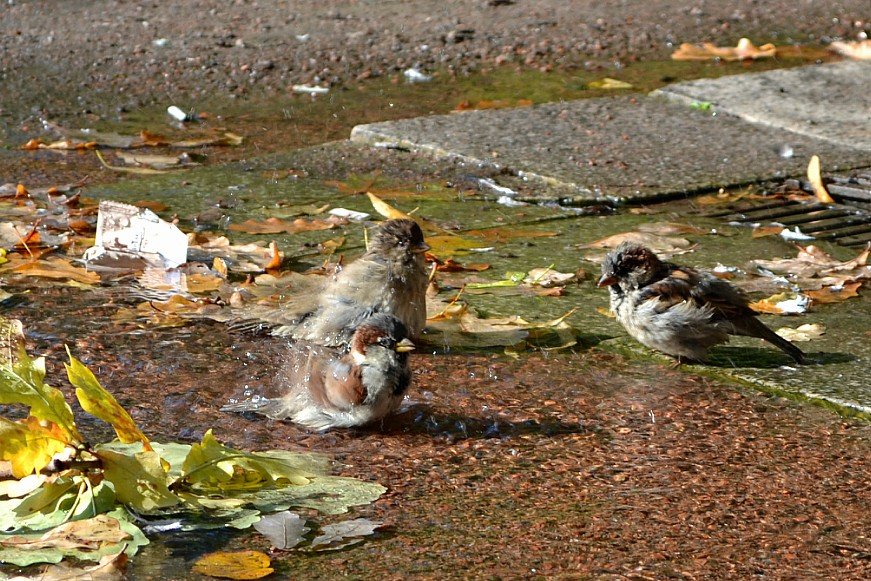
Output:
[779, 144, 794, 159]
[167, 105, 191, 122]
[295, 34, 310, 42]
[403, 68, 432, 83]
[778, 226, 814, 241]
[712, 264, 739, 273]
[329, 208, 371, 221]
[292, 84, 329, 95]
[152, 38, 169, 47]
[84, 200, 188, 269]
[497, 196, 527, 207]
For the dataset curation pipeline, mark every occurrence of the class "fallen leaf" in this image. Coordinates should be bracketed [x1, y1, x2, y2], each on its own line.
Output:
[596, 306, 616, 318]
[829, 39, 871, 60]
[748, 291, 809, 314]
[805, 281, 862, 304]
[636, 222, 709, 236]
[309, 518, 382, 551]
[807, 155, 835, 204]
[65, 348, 152, 449]
[752, 225, 785, 238]
[192, 550, 274, 580]
[253, 511, 309, 550]
[95, 150, 170, 175]
[775, 323, 826, 342]
[32, 551, 128, 580]
[431, 257, 490, 272]
[228, 216, 345, 235]
[523, 267, 578, 287]
[672, 37, 776, 61]
[587, 78, 633, 90]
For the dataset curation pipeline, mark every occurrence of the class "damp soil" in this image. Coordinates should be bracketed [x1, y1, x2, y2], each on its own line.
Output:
[1, 285, 870, 579]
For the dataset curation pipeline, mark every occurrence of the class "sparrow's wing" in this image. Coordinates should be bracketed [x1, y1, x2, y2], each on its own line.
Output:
[636, 270, 696, 311]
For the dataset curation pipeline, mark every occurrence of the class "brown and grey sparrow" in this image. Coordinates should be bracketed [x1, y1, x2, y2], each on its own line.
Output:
[597, 242, 805, 364]
[222, 313, 415, 430]
[286, 218, 430, 346]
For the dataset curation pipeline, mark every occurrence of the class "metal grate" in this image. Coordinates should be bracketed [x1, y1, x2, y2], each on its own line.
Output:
[702, 173, 871, 247]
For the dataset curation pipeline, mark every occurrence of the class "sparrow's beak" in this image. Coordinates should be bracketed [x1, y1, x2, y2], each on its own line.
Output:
[413, 242, 431, 254]
[597, 273, 618, 288]
[395, 338, 416, 353]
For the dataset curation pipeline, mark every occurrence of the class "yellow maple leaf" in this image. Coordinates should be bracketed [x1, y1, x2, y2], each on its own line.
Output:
[65, 348, 152, 450]
[0, 416, 69, 478]
[192, 551, 274, 579]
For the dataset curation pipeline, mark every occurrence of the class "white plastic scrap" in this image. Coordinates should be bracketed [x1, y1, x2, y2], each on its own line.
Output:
[84, 201, 188, 268]
[477, 177, 516, 196]
[497, 195, 527, 207]
[292, 84, 329, 95]
[166, 105, 189, 122]
[329, 207, 370, 221]
[403, 68, 432, 83]
[773, 293, 811, 314]
[778, 226, 814, 241]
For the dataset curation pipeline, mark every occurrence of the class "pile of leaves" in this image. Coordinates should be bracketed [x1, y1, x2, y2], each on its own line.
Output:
[0, 317, 385, 572]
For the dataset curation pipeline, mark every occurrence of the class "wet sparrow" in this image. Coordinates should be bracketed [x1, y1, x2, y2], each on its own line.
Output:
[222, 313, 415, 430]
[289, 218, 430, 346]
[597, 242, 805, 364]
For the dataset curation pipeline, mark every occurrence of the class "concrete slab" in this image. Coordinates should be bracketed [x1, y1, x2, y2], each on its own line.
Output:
[351, 93, 869, 204]
[653, 60, 871, 152]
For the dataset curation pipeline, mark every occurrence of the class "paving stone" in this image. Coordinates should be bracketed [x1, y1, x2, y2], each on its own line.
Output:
[653, 60, 871, 152]
[351, 93, 869, 204]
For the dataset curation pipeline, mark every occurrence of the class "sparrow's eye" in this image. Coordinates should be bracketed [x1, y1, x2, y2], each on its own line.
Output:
[377, 336, 395, 348]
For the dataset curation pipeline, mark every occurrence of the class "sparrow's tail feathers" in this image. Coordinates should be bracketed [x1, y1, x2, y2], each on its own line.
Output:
[736, 317, 805, 364]
[220, 397, 276, 415]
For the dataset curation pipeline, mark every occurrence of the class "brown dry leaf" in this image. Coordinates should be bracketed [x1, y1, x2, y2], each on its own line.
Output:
[587, 78, 633, 90]
[805, 281, 862, 304]
[1, 515, 130, 551]
[95, 150, 171, 175]
[4, 256, 101, 285]
[454, 99, 535, 111]
[133, 200, 169, 212]
[228, 216, 345, 235]
[36, 551, 128, 580]
[192, 550, 274, 580]
[466, 226, 558, 243]
[636, 222, 710, 236]
[185, 273, 225, 294]
[116, 152, 195, 170]
[829, 39, 871, 60]
[425, 234, 487, 257]
[170, 132, 243, 148]
[265, 241, 282, 272]
[579, 232, 694, 263]
[432, 257, 491, 272]
[748, 292, 809, 314]
[21, 138, 99, 151]
[672, 37, 776, 61]
[750, 244, 871, 281]
[752, 225, 785, 238]
[775, 323, 826, 342]
[807, 155, 835, 204]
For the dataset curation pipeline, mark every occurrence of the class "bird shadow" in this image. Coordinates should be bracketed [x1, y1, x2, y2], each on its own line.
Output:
[705, 346, 855, 369]
[368, 403, 590, 441]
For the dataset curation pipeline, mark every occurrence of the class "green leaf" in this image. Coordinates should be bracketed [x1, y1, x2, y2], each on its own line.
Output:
[179, 430, 318, 492]
[244, 476, 387, 516]
[96, 448, 181, 513]
[65, 348, 151, 449]
[0, 346, 81, 445]
[3, 475, 116, 534]
[0, 416, 69, 478]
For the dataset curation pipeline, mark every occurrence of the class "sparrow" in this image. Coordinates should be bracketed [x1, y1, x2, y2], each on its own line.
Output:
[597, 242, 805, 364]
[222, 313, 415, 430]
[288, 218, 430, 346]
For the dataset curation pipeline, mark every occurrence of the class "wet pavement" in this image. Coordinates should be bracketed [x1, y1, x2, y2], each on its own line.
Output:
[1, 55, 870, 579]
